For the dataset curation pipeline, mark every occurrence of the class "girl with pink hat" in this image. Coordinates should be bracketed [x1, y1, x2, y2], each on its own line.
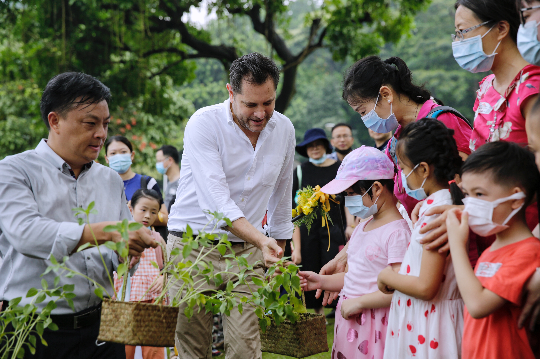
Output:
[299, 146, 411, 359]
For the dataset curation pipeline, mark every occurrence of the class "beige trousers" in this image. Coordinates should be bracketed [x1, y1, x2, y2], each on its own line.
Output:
[167, 234, 264, 359]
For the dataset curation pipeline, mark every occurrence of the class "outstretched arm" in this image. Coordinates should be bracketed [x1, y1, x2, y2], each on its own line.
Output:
[299, 271, 345, 293]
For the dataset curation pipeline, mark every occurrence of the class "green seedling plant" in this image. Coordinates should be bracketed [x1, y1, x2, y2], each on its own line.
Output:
[48, 203, 307, 340]
[0, 278, 75, 359]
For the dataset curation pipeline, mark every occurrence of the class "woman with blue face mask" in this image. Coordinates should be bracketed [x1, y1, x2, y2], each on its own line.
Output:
[291, 128, 347, 316]
[342, 56, 473, 219]
[517, 0, 540, 65]
[452, 0, 540, 151]
[104, 136, 169, 227]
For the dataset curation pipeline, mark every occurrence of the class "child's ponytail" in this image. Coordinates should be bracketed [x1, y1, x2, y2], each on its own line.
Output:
[397, 118, 464, 205]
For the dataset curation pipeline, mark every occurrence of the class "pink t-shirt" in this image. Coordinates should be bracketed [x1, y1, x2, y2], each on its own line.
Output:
[385, 99, 472, 216]
[341, 218, 411, 298]
[470, 64, 540, 151]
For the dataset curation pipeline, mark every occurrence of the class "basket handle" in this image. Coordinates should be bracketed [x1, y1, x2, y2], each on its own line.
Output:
[302, 290, 306, 307]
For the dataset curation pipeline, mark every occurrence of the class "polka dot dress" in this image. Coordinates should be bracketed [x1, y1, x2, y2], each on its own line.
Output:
[383, 190, 464, 359]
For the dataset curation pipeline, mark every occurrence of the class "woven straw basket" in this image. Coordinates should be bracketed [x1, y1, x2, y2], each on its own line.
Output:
[260, 311, 328, 358]
[98, 298, 178, 346]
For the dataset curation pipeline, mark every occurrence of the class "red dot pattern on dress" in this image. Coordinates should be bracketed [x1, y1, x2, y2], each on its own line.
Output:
[409, 345, 417, 356]
[430, 339, 439, 349]
[431, 304, 436, 313]
[424, 310, 429, 318]
[407, 299, 412, 307]
[407, 322, 414, 331]
[418, 335, 425, 344]
[398, 298, 401, 306]
[427, 199, 434, 205]
[406, 265, 411, 274]
[421, 223, 427, 228]
[381, 314, 388, 326]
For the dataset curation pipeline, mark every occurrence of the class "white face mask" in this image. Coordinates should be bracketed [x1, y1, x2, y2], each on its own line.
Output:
[463, 192, 526, 237]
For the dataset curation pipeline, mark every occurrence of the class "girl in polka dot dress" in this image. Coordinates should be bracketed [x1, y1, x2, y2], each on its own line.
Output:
[377, 118, 465, 359]
[299, 146, 410, 359]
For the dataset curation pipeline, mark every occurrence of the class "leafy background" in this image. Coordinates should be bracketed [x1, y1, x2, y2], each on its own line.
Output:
[0, 0, 482, 179]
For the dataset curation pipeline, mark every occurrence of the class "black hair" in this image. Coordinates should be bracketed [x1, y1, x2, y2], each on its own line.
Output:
[331, 123, 353, 134]
[397, 118, 464, 205]
[351, 179, 395, 199]
[131, 188, 163, 209]
[229, 53, 280, 94]
[462, 141, 540, 213]
[158, 145, 180, 164]
[455, 0, 520, 43]
[342, 56, 431, 105]
[40, 72, 111, 130]
[104, 135, 133, 155]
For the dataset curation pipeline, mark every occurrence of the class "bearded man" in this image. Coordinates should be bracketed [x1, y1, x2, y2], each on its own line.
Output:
[167, 53, 295, 359]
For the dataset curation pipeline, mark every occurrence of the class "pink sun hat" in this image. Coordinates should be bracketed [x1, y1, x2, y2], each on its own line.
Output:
[321, 146, 395, 194]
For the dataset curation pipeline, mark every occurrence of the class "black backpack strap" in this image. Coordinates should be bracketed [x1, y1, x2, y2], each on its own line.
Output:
[426, 106, 473, 129]
[140, 175, 149, 189]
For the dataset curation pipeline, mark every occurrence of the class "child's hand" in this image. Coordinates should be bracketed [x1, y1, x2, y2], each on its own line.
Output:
[446, 208, 469, 247]
[149, 275, 164, 294]
[299, 271, 323, 292]
[340, 298, 363, 320]
[377, 267, 395, 294]
[292, 249, 302, 265]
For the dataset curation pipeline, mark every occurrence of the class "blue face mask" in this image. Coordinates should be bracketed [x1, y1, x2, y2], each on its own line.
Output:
[361, 93, 399, 134]
[452, 25, 500, 73]
[518, 22, 540, 65]
[109, 153, 132, 174]
[401, 164, 427, 201]
[156, 159, 169, 175]
[309, 154, 328, 165]
[345, 184, 380, 219]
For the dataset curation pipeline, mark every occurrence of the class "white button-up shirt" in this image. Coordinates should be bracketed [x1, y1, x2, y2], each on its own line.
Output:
[169, 99, 295, 242]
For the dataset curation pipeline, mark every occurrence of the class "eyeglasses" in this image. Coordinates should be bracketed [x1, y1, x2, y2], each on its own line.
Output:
[520, 5, 540, 25]
[452, 20, 493, 42]
[332, 135, 352, 140]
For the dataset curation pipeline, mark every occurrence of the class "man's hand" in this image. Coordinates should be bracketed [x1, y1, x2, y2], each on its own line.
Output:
[112, 226, 158, 257]
[260, 237, 283, 267]
[316, 249, 348, 305]
[418, 205, 462, 253]
[519, 269, 540, 331]
[299, 271, 323, 292]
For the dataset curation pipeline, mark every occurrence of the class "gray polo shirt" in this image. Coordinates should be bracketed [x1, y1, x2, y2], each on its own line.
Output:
[164, 178, 179, 210]
[0, 140, 131, 313]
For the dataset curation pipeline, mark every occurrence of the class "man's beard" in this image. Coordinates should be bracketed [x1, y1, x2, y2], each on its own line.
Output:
[234, 110, 273, 133]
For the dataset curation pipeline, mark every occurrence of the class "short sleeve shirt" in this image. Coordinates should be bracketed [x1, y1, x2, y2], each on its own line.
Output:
[385, 99, 472, 216]
[123, 173, 162, 202]
[164, 178, 179, 210]
[470, 64, 540, 151]
[342, 218, 410, 298]
[462, 237, 540, 359]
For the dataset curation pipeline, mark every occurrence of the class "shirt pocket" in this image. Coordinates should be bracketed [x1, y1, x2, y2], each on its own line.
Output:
[261, 155, 283, 187]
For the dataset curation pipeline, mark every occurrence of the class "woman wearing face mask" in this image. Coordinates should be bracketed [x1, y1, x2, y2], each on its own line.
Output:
[517, 0, 540, 64]
[452, 0, 540, 150]
[342, 56, 473, 217]
[292, 128, 346, 316]
[104, 136, 168, 227]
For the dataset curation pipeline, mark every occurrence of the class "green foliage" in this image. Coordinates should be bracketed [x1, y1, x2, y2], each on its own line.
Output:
[0, 281, 75, 359]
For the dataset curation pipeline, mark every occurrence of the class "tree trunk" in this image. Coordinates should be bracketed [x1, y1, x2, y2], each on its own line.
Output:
[275, 64, 298, 114]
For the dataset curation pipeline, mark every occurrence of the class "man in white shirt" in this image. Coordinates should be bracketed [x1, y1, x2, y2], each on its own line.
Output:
[167, 53, 295, 359]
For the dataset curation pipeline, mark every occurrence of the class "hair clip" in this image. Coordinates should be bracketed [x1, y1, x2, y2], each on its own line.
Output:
[448, 180, 456, 185]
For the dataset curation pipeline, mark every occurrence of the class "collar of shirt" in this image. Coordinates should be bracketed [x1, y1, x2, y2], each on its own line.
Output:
[35, 139, 93, 178]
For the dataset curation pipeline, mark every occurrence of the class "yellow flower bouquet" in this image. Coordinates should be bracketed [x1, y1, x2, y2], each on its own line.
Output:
[292, 185, 339, 251]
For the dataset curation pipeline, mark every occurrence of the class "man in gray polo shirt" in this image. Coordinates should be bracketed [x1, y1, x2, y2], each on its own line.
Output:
[0, 72, 157, 359]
